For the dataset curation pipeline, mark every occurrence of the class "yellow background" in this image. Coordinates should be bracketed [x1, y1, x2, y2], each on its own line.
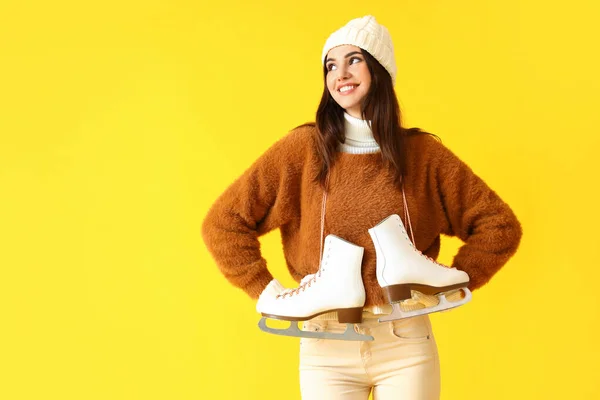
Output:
[1, 0, 599, 399]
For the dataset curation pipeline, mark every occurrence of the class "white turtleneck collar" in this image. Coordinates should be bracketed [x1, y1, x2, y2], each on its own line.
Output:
[339, 112, 381, 154]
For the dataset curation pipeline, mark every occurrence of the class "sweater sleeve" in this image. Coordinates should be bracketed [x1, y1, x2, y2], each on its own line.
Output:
[427, 136, 523, 291]
[201, 128, 308, 299]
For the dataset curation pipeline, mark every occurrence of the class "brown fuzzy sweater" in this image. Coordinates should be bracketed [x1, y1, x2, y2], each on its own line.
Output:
[201, 125, 522, 307]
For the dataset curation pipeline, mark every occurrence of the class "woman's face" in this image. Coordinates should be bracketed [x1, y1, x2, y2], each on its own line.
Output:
[325, 44, 371, 119]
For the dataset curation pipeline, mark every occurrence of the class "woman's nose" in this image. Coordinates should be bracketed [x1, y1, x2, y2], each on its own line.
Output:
[337, 66, 351, 80]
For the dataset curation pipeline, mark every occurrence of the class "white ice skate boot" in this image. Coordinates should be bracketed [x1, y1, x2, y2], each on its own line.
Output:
[368, 214, 472, 322]
[257, 234, 373, 341]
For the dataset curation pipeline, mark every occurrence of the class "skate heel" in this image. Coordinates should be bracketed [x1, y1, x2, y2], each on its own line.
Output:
[385, 284, 412, 303]
[337, 307, 363, 323]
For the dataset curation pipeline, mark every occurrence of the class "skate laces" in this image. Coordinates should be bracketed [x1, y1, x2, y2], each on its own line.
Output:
[402, 183, 449, 269]
[277, 172, 331, 300]
[318, 171, 330, 265]
[276, 242, 332, 298]
[276, 274, 316, 298]
[276, 270, 324, 298]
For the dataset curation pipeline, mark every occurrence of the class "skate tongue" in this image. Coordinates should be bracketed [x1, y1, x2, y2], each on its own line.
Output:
[300, 273, 316, 285]
[256, 279, 287, 313]
[258, 279, 285, 300]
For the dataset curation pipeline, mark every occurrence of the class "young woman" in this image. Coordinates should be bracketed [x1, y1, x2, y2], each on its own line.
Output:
[202, 15, 522, 400]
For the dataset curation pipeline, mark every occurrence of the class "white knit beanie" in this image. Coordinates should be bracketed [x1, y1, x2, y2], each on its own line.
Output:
[321, 15, 397, 85]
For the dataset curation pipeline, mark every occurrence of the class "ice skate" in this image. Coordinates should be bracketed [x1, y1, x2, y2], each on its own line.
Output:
[368, 214, 472, 322]
[257, 234, 374, 341]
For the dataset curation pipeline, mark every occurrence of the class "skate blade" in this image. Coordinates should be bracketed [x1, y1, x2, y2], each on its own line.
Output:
[378, 287, 472, 322]
[258, 317, 374, 341]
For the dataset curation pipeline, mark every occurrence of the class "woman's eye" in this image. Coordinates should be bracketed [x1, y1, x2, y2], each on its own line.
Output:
[327, 57, 360, 71]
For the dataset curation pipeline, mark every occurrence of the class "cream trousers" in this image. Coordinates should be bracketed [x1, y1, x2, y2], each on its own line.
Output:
[299, 314, 440, 400]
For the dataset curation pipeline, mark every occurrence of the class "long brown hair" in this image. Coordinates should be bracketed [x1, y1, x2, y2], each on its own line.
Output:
[308, 48, 433, 190]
